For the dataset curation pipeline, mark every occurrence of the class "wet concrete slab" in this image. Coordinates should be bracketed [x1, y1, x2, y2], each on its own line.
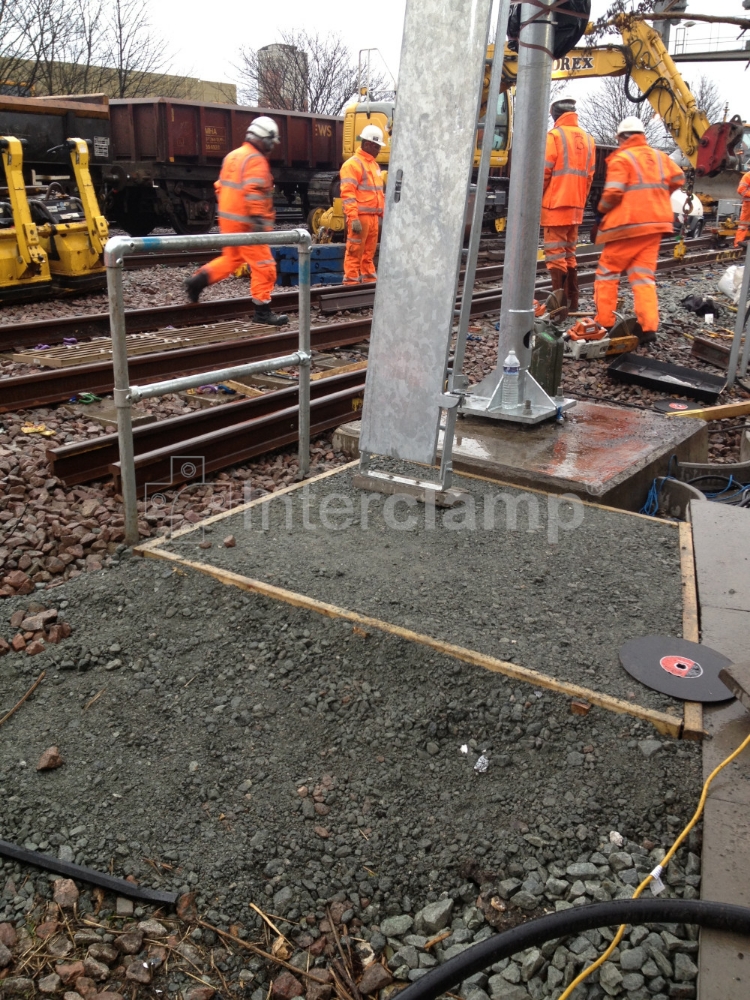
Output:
[149, 463, 687, 724]
[333, 400, 708, 511]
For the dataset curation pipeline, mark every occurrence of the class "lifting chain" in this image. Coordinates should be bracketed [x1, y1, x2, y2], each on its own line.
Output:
[675, 168, 695, 258]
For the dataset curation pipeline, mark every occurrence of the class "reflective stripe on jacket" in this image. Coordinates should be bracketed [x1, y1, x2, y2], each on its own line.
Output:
[739, 171, 750, 200]
[340, 148, 385, 222]
[215, 142, 274, 232]
[541, 112, 596, 226]
[596, 134, 685, 244]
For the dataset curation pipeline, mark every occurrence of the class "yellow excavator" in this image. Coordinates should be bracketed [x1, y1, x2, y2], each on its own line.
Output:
[309, 14, 746, 240]
[0, 136, 109, 302]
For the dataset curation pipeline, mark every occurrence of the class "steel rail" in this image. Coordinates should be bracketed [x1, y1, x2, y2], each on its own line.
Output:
[47, 368, 367, 486]
[111, 383, 365, 494]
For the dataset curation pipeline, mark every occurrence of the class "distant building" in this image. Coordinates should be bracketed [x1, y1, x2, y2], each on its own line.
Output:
[258, 44, 309, 111]
[0, 61, 237, 103]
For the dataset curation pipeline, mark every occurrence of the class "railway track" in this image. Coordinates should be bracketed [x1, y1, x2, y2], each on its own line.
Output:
[0, 241, 742, 415]
[32, 239, 745, 490]
[0, 319, 371, 413]
[0, 234, 722, 353]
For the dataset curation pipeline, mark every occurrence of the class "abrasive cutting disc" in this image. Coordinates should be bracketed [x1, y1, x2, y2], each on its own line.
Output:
[653, 399, 703, 414]
[619, 635, 734, 702]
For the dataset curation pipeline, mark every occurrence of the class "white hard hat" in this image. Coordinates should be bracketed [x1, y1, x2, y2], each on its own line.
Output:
[358, 124, 385, 146]
[550, 95, 576, 114]
[616, 116, 646, 136]
[246, 116, 280, 144]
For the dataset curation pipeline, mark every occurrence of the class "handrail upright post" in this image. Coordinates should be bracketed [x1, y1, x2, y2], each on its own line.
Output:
[298, 238, 312, 478]
[107, 247, 139, 547]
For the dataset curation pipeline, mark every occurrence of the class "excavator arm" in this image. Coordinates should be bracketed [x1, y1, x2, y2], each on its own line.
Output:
[499, 16, 743, 176]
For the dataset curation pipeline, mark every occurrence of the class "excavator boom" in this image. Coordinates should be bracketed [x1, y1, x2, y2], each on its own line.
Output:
[501, 16, 743, 176]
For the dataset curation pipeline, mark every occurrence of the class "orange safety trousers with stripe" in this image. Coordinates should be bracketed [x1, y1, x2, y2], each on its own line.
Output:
[735, 173, 750, 247]
[201, 142, 277, 303]
[543, 224, 579, 274]
[594, 233, 661, 333]
[344, 216, 379, 284]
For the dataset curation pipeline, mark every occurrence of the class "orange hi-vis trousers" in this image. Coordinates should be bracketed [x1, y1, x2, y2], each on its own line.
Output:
[543, 224, 579, 274]
[344, 216, 379, 284]
[203, 244, 277, 304]
[735, 201, 750, 247]
[594, 233, 661, 333]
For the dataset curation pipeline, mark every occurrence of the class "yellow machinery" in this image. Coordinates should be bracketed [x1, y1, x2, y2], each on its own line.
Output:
[310, 87, 513, 239]
[0, 135, 108, 301]
[0, 136, 52, 301]
[28, 138, 109, 291]
[310, 15, 745, 241]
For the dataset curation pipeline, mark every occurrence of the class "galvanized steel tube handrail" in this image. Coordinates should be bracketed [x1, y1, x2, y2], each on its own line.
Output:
[127, 352, 309, 403]
[103, 229, 313, 266]
[107, 228, 312, 546]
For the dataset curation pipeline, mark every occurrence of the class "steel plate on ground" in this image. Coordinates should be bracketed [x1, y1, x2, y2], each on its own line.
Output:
[358, 0, 493, 466]
[619, 635, 734, 702]
[608, 353, 726, 403]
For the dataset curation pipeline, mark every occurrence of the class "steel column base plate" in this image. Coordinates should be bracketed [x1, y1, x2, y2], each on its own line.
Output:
[352, 471, 469, 508]
[459, 371, 576, 425]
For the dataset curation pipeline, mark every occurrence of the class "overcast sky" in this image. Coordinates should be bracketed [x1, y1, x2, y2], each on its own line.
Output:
[149, 0, 750, 122]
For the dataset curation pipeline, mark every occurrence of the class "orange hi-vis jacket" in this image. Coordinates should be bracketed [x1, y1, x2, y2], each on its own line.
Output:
[739, 170, 750, 202]
[541, 112, 596, 226]
[215, 142, 275, 233]
[340, 148, 384, 223]
[596, 133, 685, 244]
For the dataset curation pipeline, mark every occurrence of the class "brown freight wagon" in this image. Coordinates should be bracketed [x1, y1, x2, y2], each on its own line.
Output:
[104, 98, 345, 235]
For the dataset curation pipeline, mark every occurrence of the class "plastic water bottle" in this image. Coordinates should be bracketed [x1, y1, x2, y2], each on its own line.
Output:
[501, 350, 521, 410]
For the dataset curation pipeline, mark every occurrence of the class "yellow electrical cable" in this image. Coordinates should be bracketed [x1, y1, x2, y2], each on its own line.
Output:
[558, 728, 750, 1000]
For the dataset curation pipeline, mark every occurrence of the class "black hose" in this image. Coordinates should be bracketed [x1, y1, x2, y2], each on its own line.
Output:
[395, 899, 750, 1000]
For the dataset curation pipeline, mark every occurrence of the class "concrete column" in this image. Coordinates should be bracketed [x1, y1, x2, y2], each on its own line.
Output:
[496, 0, 556, 367]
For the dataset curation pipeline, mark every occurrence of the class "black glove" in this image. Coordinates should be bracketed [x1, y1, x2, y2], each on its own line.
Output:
[590, 210, 603, 243]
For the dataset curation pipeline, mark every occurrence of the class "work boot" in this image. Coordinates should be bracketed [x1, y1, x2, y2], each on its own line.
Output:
[549, 269, 566, 293]
[613, 317, 656, 346]
[253, 302, 288, 326]
[548, 269, 568, 320]
[184, 269, 209, 303]
[633, 322, 657, 345]
[564, 268, 579, 312]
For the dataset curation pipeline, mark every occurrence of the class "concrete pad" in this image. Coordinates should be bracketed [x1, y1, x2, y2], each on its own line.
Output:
[333, 400, 708, 511]
[691, 501, 750, 1000]
[691, 502, 750, 613]
[701, 607, 750, 664]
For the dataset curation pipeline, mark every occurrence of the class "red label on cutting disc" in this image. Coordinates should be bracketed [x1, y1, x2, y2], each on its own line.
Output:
[660, 655, 703, 679]
[669, 403, 690, 411]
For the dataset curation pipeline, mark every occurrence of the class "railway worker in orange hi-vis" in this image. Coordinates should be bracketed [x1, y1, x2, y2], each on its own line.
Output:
[594, 116, 684, 344]
[184, 116, 288, 326]
[735, 168, 750, 247]
[541, 96, 596, 316]
[340, 124, 386, 284]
